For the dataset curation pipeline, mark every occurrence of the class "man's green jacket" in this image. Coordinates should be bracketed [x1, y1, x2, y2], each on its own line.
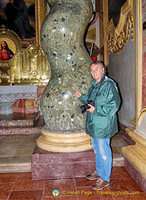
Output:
[79, 76, 121, 139]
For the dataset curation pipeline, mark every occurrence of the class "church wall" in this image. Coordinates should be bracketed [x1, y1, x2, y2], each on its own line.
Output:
[108, 39, 135, 127]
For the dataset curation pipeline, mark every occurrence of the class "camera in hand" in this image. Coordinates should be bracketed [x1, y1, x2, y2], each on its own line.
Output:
[80, 100, 95, 113]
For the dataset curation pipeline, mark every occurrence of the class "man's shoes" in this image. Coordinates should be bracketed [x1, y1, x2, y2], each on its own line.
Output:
[92, 178, 109, 191]
[86, 171, 100, 180]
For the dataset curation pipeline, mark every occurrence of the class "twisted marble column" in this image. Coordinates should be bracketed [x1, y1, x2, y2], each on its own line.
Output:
[40, 0, 93, 132]
[38, 0, 93, 152]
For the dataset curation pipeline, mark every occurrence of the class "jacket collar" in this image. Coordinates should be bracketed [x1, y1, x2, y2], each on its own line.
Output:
[91, 75, 105, 87]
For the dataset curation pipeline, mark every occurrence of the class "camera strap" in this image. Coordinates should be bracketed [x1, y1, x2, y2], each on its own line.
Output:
[88, 75, 105, 102]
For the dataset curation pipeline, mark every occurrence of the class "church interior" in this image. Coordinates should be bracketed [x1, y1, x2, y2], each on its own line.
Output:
[0, 0, 145, 199]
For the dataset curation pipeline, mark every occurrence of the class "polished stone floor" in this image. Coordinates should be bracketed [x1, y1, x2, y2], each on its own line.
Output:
[0, 132, 145, 199]
[0, 167, 145, 200]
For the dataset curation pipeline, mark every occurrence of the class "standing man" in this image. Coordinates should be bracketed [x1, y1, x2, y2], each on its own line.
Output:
[75, 61, 121, 190]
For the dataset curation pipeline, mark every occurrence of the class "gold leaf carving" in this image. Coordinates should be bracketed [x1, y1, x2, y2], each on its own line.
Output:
[106, 0, 134, 54]
[0, 28, 51, 85]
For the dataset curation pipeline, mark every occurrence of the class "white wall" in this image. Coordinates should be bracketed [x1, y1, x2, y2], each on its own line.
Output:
[108, 39, 135, 127]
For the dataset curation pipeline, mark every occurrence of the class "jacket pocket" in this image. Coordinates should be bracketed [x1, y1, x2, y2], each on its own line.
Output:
[92, 115, 109, 129]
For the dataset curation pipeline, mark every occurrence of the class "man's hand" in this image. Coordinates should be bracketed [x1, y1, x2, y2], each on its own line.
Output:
[87, 104, 95, 113]
[75, 91, 81, 98]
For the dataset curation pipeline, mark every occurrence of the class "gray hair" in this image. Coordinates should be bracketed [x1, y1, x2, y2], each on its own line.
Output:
[90, 61, 106, 72]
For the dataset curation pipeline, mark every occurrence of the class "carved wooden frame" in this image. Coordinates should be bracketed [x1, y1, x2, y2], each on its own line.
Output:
[106, 0, 134, 54]
[35, 0, 47, 46]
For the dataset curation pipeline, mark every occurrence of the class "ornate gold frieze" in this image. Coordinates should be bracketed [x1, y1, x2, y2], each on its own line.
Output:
[13, 44, 51, 85]
[106, 0, 134, 54]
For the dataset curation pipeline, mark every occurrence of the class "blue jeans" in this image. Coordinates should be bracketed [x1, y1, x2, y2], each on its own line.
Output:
[92, 138, 112, 182]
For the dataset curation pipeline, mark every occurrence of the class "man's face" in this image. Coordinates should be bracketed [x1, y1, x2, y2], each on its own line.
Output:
[90, 63, 104, 82]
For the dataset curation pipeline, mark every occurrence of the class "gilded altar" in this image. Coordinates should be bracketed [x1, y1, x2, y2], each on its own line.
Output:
[0, 0, 50, 85]
[0, 27, 51, 85]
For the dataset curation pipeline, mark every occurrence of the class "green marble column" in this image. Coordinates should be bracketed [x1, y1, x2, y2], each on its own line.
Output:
[40, 0, 93, 133]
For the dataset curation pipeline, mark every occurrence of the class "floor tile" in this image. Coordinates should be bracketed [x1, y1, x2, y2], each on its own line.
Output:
[16, 172, 32, 182]
[13, 180, 44, 191]
[110, 167, 133, 179]
[0, 183, 14, 199]
[76, 186, 112, 200]
[112, 193, 146, 200]
[8, 190, 43, 200]
[75, 177, 96, 187]
[44, 179, 76, 198]
[109, 178, 143, 192]
[77, 195, 113, 200]
[0, 173, 18, 183]
[43, 196, 78, 200]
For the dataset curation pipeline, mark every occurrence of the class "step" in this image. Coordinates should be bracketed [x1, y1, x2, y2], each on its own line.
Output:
[0, 113, 44, 135]
[0, 113, 38, 128]
[0, 127, 41, 135]
[0, 157, 31, 173]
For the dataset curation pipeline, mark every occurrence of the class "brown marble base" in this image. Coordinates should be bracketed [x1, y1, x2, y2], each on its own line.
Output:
[32, 146, 95, 180]
[32, 145, 124, 180]
[124, 156, 146, 192]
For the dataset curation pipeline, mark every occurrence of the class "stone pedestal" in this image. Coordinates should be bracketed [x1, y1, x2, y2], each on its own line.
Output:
[122, 128, 146, 192]
[32, 146, 95, 180]
[32, 143, 124, 180]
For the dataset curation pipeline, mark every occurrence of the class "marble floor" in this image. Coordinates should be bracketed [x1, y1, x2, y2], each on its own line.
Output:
[0, 167, 145, 200]
[0, 132, 145, 199]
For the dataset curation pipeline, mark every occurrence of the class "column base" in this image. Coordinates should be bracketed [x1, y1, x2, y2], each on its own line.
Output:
[122, 128, 146, 192]
[37, 128, 92, 152]
[123, 156, 146, 192]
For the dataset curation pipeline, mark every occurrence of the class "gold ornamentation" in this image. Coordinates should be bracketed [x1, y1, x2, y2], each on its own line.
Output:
[106, 0, 134, 54]
[0, 0, 50, 85]
[35, 0, 46, 46]
[0, 28, 21, 84]
[13, 43, 51, 85]
[136, 0, 144, 124]
[138, 107, 146, 123]
[0, 28, 51, 85]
